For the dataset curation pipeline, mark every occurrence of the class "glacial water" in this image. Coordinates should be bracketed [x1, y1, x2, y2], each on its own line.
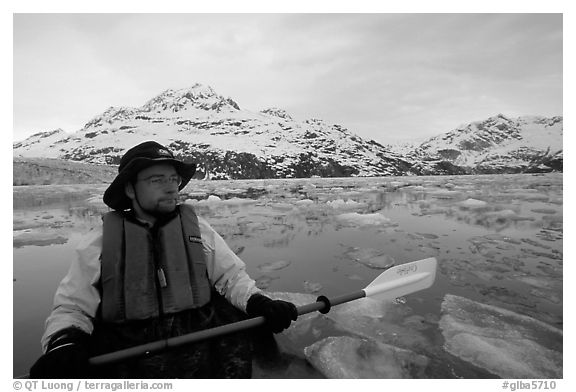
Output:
[13, 173, 563, 378]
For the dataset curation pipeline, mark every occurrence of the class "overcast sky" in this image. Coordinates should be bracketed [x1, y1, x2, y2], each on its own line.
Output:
[13, 13, 563, 145]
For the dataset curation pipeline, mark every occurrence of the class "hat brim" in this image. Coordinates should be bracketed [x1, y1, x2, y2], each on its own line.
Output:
[103, 157, 197, 211]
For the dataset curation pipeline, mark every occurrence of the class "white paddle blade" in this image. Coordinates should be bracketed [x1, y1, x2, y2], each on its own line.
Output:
[363, 257, 437, 301]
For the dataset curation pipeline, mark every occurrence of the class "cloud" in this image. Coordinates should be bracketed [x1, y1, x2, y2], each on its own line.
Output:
[13, 13, 562, 144]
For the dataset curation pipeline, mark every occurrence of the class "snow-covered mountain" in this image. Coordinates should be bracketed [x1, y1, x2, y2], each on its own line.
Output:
[13, 84, 562, 178]
[389, 114, 563, 174]
[13, 83, 413, 179]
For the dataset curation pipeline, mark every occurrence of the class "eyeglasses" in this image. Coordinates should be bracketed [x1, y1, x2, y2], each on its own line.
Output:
[137, 175, 182, 188]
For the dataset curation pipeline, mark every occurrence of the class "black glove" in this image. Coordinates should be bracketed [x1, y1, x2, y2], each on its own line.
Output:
[246, 293, 298, 333]
[29, 327, 91, 379]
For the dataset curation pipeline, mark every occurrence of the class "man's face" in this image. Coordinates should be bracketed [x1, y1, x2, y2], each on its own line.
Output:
[126, 163, 181, 217]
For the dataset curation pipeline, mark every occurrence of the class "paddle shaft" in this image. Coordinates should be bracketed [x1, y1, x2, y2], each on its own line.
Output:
[88, 290, 366, 367]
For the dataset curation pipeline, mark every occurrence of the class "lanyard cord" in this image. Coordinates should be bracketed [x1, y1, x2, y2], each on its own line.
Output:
[131, 183, 167, 326]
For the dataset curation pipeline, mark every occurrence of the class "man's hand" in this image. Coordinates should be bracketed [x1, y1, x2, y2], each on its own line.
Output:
[246, 293, 298, 333]
[29, 328, 91, 379]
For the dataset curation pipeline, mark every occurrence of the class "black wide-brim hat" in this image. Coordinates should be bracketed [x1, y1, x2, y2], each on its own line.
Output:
[103, 141, 197, 211]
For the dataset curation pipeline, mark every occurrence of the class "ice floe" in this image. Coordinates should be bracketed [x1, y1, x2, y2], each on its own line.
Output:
[327, 199, 367, 210]
[264, 291, 434, 378]
[336, 212, 394, 227]
[203, 195, 222, 203]
[324, 298, 432, 353]
[303, 280, 323, 293]
[428, 190, 462, 199]
[530, 208, 559, 215]
[255, 275, 279, 289]
[509, 192, 550, 202]
[304, 336, 429, 378]
[414, 232, 440, 240]
[344, 247, 396, 269]
[458, 198, 488, 209]
[221, 197, 259, 205]
[13, 231, 69, 248]
[439, 294, 562, 378]
[257, 260, 292, 274]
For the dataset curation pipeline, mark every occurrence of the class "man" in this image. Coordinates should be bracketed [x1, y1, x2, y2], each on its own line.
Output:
[30, 141, 298, 378]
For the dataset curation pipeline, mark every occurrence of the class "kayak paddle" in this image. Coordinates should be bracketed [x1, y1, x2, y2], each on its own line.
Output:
[88, 256, 437, 366]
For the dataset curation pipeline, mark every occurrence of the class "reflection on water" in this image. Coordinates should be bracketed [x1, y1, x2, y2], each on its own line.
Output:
[13, 173, 562, 378]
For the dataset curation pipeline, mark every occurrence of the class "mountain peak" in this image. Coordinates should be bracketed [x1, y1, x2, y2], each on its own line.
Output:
[261, 107, 293, 120]
[142, 83, 240, 113]
[406, 114, 562, 171]
[13, 128, 69, 156]
[30, 128, 66, 138]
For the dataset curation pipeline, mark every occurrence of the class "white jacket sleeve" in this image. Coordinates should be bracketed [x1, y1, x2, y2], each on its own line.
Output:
[198, 217, 261, 312]
[41, 228, 103, 353]
[40, 216, 260, 352]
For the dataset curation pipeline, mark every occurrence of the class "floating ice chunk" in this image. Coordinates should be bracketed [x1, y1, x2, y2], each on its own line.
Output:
[521, 238, 552, 250]
[267, 291, 317, 308]
[548, 197, 562, 205]
[13, 230, 69, 248]
[480, 209, 525, 224]
[303, 280, 323, 293]
[493, 209, 518, 217]
[428, 190, 462, 199]
[86, 195, 104, 204]
[187, 191, 207, 198]
[271, 202, 294, 211]
[403, 315, 431, 331]
[459, 198, 488, 209]
[515, 275, 559, 290]
[515, 276, 562, 304]
[512, 192, 549, 202]
[255, 275, 279, 289]
[415, 232, 439, 240]
[327, 199, 365, 209]
[403, 185, 425, 192]
[242, 220, 268, 232]
[304, 336, 429, 378]
[542, 214, 562, 230]
[529, 289, 562, 304]
[193, 195, 222, 204]
[418, 206, 450, 216]
[345, 247, 396, 269]
[439, 294, 562, 378]
[13, 220, 45, 231]
[295, 199, 314, 206]
[221, 197, 257, 205]
[386, 181, 408, 189]
[329, 296, 389, 320]
[530, 208, 558, 215]
[217, 188, 247, 196]
[257, 260, 292, 274]
[323, 297, 431, 352]
[336, 212, 393, 227]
